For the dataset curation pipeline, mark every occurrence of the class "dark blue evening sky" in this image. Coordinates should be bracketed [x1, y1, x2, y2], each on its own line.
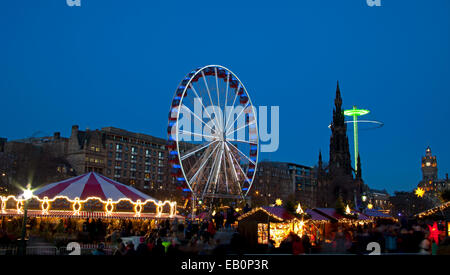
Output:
[1, 0, 449, 194]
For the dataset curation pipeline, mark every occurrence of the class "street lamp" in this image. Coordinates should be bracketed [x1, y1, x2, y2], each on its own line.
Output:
[18, 185, 33, 255]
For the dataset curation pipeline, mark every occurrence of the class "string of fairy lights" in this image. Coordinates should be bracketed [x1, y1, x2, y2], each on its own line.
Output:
[415, 201, 450, 219]
[0, 195, 177, 218]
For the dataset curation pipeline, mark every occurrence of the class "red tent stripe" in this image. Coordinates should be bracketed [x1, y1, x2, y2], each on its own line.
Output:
[36, 174, 85, 199]
[97, 174, 145, 201]
[80, 173, 107, 200]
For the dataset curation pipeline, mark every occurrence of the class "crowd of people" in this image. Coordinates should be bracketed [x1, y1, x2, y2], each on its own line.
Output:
[1, 206, 449, 255]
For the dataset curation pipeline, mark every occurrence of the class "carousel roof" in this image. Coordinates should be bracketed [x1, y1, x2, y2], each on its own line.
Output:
[34, 172, 154, 202]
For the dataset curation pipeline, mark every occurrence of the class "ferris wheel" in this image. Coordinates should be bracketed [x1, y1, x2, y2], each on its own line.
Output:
[167, 65, 259, 201]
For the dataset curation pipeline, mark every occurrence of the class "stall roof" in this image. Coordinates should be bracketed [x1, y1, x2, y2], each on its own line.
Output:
[363, 209, 393, 219]
[261, 206, 297, 221]
[305, 209, 332, 221]
[415, 201, 450, 219]
[314, 208, 372, 221]
[237, 206, 298, 222]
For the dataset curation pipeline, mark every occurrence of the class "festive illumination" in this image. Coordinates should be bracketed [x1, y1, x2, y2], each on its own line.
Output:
[257, 223, 268, 244]
[416, 202, 450, 219]
[415, 187, 425, 198]
[343, 106, 370, 172]
[0, 194, 177, 219]
[367, 203, 373, 209]
[237, 207, 286, 222]
[22, 187, 33, 200]
[428, 222, 442, 244]
[269, 222, 291, 248]
[296, 203, 304, 214]
[275, 199, 283, 206]
[345, 205, 351, 215]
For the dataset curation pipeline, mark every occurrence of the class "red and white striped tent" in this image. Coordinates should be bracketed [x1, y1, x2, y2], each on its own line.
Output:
[34, 172, 154, 202]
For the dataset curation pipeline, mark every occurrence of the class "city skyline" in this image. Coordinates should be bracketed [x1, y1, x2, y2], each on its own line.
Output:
[1, 0, 449, 194]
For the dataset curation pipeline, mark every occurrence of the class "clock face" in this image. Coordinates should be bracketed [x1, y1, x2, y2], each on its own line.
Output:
[426, 162, 431, 167]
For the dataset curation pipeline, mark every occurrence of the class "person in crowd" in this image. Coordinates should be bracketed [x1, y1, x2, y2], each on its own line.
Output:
[292, 234, 305, 255]
[419, 232, 431, 255]
[152, 237, 165, 256]
[124, 241, 136, 256]
[113, 241, 126, 256]
[92, 242, 106, 255]
[136, 238, 149, 256]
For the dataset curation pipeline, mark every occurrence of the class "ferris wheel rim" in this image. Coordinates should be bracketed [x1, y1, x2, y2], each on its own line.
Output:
[170, 65, 259, 199]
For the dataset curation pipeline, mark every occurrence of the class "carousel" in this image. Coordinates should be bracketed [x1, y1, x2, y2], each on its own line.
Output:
[0, 172, 179, 246]
[0, 172, 177, 219]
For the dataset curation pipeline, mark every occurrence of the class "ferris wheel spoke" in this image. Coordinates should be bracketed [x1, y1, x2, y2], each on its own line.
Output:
[214, 67, 223, 131]
[225, 102, 251, 135]
[226, 138, 255, 144]
[226, 121, 256, 137]
[222, 146, 229, 193]
[201, 71, 221, 131]
[202, 144, 222, 199]
[223, 72, 230, 130]
[180, 140, 218, 161]
[180, 104, 215, 132]
[189, 83, 220, 132]
[188, 142, 220, 187]
[228, 147, 251, 189]
[178, 130, 216, 141]
[226, 140, 256, 166]
[212, 148, 224, 195]
[224, 143, 245, 197]
[224, 83, 240, 131]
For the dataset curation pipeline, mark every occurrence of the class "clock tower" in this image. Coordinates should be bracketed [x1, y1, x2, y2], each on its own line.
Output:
[421, 146, 437, 182]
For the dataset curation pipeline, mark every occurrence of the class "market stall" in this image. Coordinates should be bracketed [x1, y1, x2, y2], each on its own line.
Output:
[363, 209, 397, 224]
[415, 201, 450, 237]
[237, 206, 310, 248]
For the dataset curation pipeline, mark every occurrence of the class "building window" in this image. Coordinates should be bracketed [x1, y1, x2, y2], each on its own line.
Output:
[107, 160, 112, 167]
[116, 143, 123, 151]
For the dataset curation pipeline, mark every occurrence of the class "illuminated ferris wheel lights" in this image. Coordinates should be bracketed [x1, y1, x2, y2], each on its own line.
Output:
[168, 65, 259, 200]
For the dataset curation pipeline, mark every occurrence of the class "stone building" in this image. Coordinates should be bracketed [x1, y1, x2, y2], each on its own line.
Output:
[249, 161, 317, 207]
[417, 146, 449, 205]
[315, 82, 365, 208]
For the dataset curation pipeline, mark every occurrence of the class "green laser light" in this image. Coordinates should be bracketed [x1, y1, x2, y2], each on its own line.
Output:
[344, 106, 370, 172]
